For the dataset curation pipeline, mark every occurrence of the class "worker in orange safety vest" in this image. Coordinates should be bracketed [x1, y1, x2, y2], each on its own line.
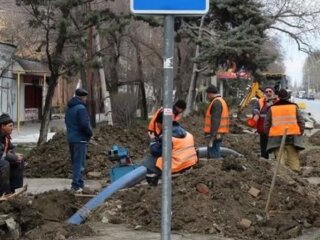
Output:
[143, 115, 197, 186]
[147, 99, 186, 139]
[204, 85, 229, 158]
[264, 89, 305, 171]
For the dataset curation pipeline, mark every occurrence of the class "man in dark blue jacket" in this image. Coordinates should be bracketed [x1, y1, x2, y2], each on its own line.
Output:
[65, 88, 93, 193]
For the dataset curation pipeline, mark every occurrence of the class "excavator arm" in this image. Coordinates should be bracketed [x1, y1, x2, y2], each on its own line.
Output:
[238, 82, 264, 113]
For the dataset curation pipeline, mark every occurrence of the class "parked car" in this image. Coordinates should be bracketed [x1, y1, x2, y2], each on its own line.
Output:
[306, 94, 315, 100]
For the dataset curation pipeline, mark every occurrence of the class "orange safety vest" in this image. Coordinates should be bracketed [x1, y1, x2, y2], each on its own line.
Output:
[156, 132, 198, 173]
[148, 107, 180, 136]
[269, 104, 301, 136]
[204, 97, 229, 134]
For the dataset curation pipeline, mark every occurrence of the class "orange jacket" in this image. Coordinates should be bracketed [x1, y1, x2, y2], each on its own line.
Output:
[148, 108, 163, 137]
[148, 108, 180, 137]
[204, 97, 229, 134]
[269, 105, 301, 136]
[156, 132, 197, 173]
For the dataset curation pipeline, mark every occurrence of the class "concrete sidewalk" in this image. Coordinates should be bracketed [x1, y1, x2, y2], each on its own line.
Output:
[77, 223, 233, 240]
[24, 178, 102, 194]
[12, 118, 65, 144]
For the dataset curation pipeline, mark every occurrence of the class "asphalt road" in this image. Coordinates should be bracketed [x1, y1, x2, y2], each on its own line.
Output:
[293, 98, 320, 123]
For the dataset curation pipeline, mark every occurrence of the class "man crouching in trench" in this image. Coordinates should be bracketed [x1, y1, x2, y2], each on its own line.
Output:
[142, 115, 198, 186]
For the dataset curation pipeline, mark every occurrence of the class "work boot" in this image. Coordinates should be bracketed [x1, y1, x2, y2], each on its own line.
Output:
[71, 187, 83, 194]
[146, 173, 159, 187]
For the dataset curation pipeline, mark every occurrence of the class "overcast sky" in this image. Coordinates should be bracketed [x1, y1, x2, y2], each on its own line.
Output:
[282, 37, 307, 86]
[282, 35, 320, 87]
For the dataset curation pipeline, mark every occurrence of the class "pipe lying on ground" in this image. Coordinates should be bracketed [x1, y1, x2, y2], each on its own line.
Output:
[68, 147, 242, 225]
[67, 165, 147, 225]
[197, 146, 243, 158]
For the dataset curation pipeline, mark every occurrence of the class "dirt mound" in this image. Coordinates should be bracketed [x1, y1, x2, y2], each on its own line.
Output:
[309, 130, 320, 145]
[95, 156, 320, 240]
[21, 115, 320, 239]
[25, 122, 149, 179]
[0, 191, 93, 240]
[300, 148, 320, 177]
[25, 115, 247, 179]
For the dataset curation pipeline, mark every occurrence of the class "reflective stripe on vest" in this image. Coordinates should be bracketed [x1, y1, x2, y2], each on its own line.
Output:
[156, 132, 198, 173]
[204, 97, 230, 134]
[269, 105, 301, 136]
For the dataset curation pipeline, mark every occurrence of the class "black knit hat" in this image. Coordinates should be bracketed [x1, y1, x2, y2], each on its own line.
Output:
[206, 85, 219, 94]
[277, 89, 289, 100]
[174, 99, 186, 110]
[75, 88, 88, 97]
[0, 113, 13, 125]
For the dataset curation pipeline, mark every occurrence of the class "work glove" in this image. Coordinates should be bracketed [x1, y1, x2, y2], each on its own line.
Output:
[205, 134, 214, 148]
[148, 131, 156, 140]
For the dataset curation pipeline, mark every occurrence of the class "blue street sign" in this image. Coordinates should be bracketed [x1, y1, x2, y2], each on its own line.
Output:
[131, 0, 209, 15]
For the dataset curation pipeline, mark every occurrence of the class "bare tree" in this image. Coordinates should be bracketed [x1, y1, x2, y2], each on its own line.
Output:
[261, 0, 320, 53]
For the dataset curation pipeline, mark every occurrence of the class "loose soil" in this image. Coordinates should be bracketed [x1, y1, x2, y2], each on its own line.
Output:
[19, 115, 320, 239]
[0, 191, 93, 240]
[94, 155, 320, 240]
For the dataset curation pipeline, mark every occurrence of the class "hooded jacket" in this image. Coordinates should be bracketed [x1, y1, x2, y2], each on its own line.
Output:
[65, 96, 92, 143]
[150, 124, 197, 173]
[149, 124, 187, 157]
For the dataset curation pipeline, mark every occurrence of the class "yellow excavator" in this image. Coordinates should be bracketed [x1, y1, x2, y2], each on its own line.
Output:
[238, 72, 306, 113]
[237, 72, 313, 130]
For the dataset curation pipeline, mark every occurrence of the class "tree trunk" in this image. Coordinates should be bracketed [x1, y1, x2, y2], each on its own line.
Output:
[135, 44, 148, 120]
[185, 16, 205, 116]
[106, 36, 120, 94]
[37, 77, 58, 145]
[174, 44, 183, 99]
[95, 28, 113, 125]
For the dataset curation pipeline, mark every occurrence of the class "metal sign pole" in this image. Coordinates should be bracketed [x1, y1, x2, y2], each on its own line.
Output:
[161, 14, 174, 240]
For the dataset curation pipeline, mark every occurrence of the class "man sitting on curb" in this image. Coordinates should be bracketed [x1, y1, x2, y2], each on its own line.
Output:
[0, 114, 25, 196]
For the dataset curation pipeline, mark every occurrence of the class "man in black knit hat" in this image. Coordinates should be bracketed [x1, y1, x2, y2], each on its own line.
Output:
[0, 113, 25, 195]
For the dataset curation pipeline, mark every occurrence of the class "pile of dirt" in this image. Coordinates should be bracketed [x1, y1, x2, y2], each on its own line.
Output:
[21, 115, 320, 239]
[95, 155, 320, 240]
[25, 122, 149, 179]
[309, 130, 320, 145]
[25, 115, 248, 179]
[0, 191, 93, 240]
[300, 148, 320, 177]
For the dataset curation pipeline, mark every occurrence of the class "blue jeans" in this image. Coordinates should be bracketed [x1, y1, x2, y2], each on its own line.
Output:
[69, 143, 87, 190]
[208, 139, 222, 158]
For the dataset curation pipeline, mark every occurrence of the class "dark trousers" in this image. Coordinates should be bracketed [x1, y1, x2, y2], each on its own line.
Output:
[142, 155, 162, 176]
[259, 133, 269, 159]
[208, 139, 223, 158]
[69, 143, 87, 190]
[0, 159, 24, 195]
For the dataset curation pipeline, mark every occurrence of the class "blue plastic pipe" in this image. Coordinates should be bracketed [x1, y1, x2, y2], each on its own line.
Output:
[68, 165, 147, 225]
[197, 146, 243, 158]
